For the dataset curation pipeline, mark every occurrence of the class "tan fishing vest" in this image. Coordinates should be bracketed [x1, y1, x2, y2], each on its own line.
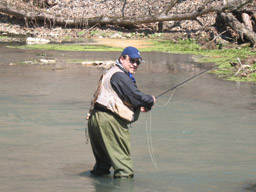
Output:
[90, 66, 139, 122]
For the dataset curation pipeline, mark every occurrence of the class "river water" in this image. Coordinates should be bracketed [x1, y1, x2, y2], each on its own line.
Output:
[0, 45, 256, 192]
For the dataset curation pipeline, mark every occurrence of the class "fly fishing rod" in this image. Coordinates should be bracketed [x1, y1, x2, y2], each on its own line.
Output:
[155, 56, 241, 99]
[155, 64, 218, 99]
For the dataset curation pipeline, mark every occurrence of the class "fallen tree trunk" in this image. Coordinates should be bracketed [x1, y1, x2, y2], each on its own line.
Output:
[0, 0, 255, 46]
[0, 0, 253, 27]
[220, 12, 256, 46]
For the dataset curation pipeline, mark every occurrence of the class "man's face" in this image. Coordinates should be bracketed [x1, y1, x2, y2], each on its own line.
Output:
[121, 56, 140, 74]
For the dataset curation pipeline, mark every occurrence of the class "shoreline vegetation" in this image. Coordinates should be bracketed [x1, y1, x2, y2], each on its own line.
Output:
[2, 35, 256, 82]
[0, 0, 255, 82]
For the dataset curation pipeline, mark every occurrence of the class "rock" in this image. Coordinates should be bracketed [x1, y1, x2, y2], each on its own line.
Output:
[24, 61, 37, 65]
[110, 33, 122, 38]
[81, 60, 115, 69]
[26, 37, 50, 45]
[39, 59, 57, 64]
[125, 33, 132, 38]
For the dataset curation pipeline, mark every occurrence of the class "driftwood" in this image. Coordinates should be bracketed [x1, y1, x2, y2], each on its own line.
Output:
[221, 0, 256, 46]
[220, 12, 256, 46]
[234, 57, 255, 77]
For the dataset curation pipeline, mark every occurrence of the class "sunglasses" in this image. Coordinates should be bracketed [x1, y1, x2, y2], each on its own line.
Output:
[129, 58, 141, 65]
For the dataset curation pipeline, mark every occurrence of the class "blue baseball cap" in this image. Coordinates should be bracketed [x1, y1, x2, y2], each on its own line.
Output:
[121, 46, 142, 60]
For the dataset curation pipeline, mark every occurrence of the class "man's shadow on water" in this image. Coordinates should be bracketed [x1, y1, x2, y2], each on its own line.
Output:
[79, 171, 134, 192]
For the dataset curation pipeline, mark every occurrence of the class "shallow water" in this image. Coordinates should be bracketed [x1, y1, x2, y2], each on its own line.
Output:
[0, 45, 256, 192]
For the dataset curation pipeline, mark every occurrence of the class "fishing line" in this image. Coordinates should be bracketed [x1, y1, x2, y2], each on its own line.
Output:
[146, 62, 221, 170]
[146, 110, 158, 170]
[155, 88, 176, 107]
[86, 58, 237, 169]
[145, 88, 176, 170]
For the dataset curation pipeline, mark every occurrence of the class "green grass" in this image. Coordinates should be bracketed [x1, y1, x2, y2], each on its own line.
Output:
[141, 40, 256, 82]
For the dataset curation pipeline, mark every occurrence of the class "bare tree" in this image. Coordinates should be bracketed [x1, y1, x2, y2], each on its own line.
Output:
[0, 0, 255, 46]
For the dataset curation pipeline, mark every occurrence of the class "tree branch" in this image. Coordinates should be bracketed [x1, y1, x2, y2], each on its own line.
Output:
[0, 0, 253, 27]
[159, 0, 179, 16]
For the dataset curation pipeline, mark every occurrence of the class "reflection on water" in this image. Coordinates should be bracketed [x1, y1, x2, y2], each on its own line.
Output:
[0, 46, 256, 192]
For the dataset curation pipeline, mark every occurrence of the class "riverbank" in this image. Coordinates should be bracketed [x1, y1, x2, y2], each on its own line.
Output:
[2, 35, 256, 82]
[1, 0, 256, 82]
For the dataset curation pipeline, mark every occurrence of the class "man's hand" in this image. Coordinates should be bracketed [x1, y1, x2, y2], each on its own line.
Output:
[153, 96, 156, 103]
[140, 95, 156, 112]
[140, 106, 148, 112]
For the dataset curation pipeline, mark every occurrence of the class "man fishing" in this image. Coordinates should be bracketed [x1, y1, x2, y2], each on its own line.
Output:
[87, 46, 156, 178]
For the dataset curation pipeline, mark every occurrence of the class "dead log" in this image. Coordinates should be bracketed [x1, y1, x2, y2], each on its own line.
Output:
[0, 0, 253, 28]
[0, 0, 255, 47]
[220, 12, 256, 46]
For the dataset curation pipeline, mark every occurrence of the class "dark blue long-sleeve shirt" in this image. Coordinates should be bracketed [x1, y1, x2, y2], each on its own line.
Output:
[110, 67, 154, 110]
